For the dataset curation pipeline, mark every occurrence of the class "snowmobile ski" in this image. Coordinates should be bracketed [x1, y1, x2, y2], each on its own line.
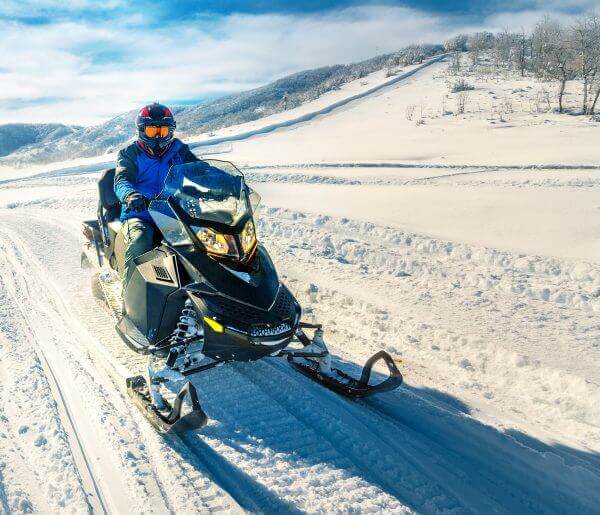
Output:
[126, 376, 207, 434]
[288, 350, 403, 398]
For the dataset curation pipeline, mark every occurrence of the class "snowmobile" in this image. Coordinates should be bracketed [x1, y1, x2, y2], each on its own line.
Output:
[81, 159, 402, 433]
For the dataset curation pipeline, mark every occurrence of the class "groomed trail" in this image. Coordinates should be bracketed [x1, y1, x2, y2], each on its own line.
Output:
[0, 164, 598, 512]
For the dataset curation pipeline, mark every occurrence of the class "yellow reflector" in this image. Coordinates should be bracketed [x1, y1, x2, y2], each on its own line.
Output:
[204, 316, 224, 333]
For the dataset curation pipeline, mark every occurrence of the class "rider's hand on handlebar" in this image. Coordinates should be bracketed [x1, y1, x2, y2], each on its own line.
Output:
[125, 192, 148, 213]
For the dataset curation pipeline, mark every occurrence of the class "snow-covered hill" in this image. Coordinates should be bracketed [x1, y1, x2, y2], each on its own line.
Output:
[0, 44, 441, 168]
[215, 56, 600, 167]
[0, 54, 598, 513]
[0, 123, 79, 157]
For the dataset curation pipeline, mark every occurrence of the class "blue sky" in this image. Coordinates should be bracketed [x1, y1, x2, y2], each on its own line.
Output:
[1, 0, 598, 125]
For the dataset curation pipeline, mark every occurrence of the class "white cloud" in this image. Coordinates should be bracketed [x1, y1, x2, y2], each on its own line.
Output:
[0, 4, 597, 125]
[0, 0, 124, 17]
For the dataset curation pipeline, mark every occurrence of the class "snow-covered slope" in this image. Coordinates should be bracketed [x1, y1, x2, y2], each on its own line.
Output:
[213, 57, 600, 167]
[0, 123, 79, 157]
[0, 45, 441, 168]
[0, 55, 598, 513]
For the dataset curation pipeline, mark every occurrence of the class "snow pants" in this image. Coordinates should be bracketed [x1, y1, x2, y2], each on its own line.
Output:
[120, 218, 155, 287]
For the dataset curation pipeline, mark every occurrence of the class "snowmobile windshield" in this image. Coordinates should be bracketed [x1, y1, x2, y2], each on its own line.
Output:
[159, 160, 252, 225]
[148, 160, 260, 250]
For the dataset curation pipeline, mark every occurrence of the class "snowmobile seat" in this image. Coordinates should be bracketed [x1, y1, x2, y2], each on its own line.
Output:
[98, 168, 121, 222]
[95, 168, 163, 275]
[96, 168, 123, 271]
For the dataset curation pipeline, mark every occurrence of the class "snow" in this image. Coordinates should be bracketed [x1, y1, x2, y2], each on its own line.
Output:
[0, 55, 599, 513]
[210, 57, 600, 167]
[255, 177, 600, 262]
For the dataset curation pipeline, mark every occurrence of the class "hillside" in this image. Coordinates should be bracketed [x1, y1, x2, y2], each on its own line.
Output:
[0, 44, 442, 168]
[0, 123, 79, 157]
[218, 54, 600, 167]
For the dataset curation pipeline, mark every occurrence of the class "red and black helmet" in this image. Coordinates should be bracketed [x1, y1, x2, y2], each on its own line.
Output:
[136, 102, 176, 154]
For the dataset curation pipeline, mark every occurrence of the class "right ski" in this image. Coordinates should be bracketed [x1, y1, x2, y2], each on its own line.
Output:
[126, 376, 207, 434]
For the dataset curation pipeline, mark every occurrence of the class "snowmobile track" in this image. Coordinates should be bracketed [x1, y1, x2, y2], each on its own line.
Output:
[243, 357, 498, 513]
[176, 431, 302, 513]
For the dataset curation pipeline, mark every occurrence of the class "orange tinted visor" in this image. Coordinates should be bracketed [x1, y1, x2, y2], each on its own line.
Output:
[144, 126, 170, 138]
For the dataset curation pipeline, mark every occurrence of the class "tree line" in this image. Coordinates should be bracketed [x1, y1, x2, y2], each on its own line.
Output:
[444, 14, 600, 115]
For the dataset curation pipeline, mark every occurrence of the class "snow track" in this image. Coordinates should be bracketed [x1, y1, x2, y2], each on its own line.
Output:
[35, 344, 109, 514]
[0, 225, 153, 513]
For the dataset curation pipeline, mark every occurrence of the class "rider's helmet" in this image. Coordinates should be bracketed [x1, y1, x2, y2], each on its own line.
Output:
[136, 102, 176, 156]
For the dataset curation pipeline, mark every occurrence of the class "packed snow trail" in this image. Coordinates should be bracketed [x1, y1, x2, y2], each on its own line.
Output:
[34, 345, 110, 514]
[0, 219, 244, 514]
[0, 167, 598, 512]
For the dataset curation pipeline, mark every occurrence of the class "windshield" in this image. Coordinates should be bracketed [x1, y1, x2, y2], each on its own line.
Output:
[149, 159, 261, 247]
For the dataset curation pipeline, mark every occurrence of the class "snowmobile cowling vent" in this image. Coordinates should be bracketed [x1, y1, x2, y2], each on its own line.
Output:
[152, 265, 172, 282]
[271, 287, 296, 320]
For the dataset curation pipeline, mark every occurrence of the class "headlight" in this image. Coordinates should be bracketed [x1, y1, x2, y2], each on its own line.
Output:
[241, 220, 257, 255]
[195, 227, 239, 259]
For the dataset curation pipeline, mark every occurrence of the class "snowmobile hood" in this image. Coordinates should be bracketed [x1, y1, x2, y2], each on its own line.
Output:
[178, 244, 280, 312]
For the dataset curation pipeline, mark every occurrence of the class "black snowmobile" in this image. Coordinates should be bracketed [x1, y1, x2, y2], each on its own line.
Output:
[82, 159, 402, 433]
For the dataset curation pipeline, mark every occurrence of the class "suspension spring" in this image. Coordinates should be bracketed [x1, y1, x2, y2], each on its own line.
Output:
[169, 299, 202, 345]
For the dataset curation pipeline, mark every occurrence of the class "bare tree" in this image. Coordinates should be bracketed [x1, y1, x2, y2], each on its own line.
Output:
[589, 75, 600, 115]
[456, 92, 469, 114]
[513, 31, 529, 77]
[467, 32, 494, 66]
[532, 17, 576, 113]
[493, 29, 514, 70]
[448, 51, 463, 74]
[570, 14, 600, 113]
[532, 16, 558, 74]
[444, 34, 468, 53]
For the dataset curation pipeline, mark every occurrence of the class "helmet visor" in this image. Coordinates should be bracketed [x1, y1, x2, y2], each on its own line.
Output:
[144, 126, 170, 138]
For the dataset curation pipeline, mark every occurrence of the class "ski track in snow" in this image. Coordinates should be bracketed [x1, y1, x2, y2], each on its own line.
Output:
[0, 220, 245, 514]
[0, 257, 92, 513]
[0, 162, 598, 512]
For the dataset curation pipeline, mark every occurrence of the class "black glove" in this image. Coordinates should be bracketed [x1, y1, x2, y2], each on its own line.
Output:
[125, 192, 148, 213]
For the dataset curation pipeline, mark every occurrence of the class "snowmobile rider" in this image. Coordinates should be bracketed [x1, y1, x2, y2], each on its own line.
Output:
[114, 102, 199, 286]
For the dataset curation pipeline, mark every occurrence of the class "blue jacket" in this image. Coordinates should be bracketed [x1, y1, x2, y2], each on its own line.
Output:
[114, 139, 198, 222]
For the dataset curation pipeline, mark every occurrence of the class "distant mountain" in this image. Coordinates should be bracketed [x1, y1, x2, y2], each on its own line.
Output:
[0, 111, 139, 166]
[0, 123, 80, 158]
[1, 44, 442, 167]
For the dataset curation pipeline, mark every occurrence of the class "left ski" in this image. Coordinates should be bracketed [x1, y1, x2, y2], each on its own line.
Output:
[288, 351, 403, 398]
